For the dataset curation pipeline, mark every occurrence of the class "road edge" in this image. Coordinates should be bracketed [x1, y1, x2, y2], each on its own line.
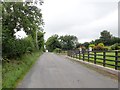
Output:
[66, 56, 119, 80]
[14, 52, 43, 89]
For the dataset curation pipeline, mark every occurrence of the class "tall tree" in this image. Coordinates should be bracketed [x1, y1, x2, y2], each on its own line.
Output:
[37, 31, 45, 51]
[60, 35, 78, 50]
[2, 1, 44, 58]
[83, 42, 89, 49]
[100, 30, 112, 45]
[46, 34, 61, 52]
[2, 2, 44, 39]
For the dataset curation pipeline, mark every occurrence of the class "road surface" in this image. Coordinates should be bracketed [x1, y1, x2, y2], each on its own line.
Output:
[17, 52, 118, 88]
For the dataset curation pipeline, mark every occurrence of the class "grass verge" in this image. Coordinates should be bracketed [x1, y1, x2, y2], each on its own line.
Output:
[2, 51, 42, 89]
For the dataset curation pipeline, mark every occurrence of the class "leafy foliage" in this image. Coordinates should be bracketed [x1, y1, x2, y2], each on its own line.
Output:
[2, 2, 44, 59]
[37, 31, 45, 51]
[89, 44, 95, 48]
[2, 51, 41, 88]
[93, 43, 108, 51]
[76, 43, 82, 48]
[110, 43, 120, 50]
[93, 30, 120, 46]
[2, 36, 35, 59]
[2, 2, 43, 38]
[82, 30, 120, 49]
[46, 34, 78, 52]
[46, 34, 61, 52]
[98, 43, 104, 47]
[59, 35, 78, 50]
[82, 42, 89, 49]
[53, 48, 62, 53]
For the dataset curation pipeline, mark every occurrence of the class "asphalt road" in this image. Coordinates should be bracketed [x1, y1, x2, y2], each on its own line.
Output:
[17, 52, 118, 88]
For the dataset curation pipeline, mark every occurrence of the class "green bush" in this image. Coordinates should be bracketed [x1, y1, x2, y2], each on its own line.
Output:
[93, 45, 104, 51]
[89, 44, 95, 48]
[110, 43, 120, 50]
[53, 48, 62, 53]
[93, 43, 108, 51]
[98, 43, 104, 47]
[2, 36, 35, 59]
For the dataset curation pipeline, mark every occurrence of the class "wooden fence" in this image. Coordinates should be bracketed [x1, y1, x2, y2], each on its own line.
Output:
[67, 50, 120, 70]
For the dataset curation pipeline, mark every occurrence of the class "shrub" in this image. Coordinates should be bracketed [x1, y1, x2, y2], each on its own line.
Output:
[110, 43, 120, 50]
[53, 48, 62, 53]
[89, 44, 95, 48]
[93, 45, 104, 51]
[2, 36, 35, 59]
[98, 43, 104, 47]
[93, 43, 108, 51]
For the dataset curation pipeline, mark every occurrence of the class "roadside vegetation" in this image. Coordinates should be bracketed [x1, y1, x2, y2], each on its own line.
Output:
[2, 1, 44, 88]
[46, 30, 120, 70]
[2, 51, 42, 88]
[46, 30, 120, 53]
[46, 34, 78, 52]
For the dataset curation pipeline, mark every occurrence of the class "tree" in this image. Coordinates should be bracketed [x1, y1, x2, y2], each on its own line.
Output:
[46, 34, 61, 52]
[76, 43, 82, 48]
[110, 37, 120, 45]
[2, 1, 44, 58]
[94, 39, 102, 45]
[100, 30, 112, 45]
[2, 2, 44, 41]
[59, 35, 78, 50]
[83, 42, 89, 49]
[37, 31, 45, 51]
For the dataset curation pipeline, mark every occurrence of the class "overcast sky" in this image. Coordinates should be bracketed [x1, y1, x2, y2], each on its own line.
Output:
[40, 0, 119, 43]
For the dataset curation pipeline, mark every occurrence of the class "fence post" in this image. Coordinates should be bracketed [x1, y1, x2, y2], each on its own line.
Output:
[79, 51, 81, 60]
[115, 51, 118, 70]
[83, 51, 85, 61]
[94, 51, 96, 64]
[88, 51, 89, 62]
[103, 51, 106, 67]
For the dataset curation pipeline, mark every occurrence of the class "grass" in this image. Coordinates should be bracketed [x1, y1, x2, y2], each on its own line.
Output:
[2, 51, 42, 89]
[74, 51, 120, 70]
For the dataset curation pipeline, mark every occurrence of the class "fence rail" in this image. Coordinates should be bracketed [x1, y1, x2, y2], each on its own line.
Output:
[67, 50, 120, 70]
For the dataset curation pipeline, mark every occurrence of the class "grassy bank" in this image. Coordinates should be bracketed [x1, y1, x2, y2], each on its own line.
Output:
[2, 51, 42, 88]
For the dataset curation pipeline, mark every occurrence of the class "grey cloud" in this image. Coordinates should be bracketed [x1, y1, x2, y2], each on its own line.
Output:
[42, 0, 118, 43]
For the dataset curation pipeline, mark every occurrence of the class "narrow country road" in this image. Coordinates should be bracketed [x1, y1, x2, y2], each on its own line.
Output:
[17, 52, 118, 88]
